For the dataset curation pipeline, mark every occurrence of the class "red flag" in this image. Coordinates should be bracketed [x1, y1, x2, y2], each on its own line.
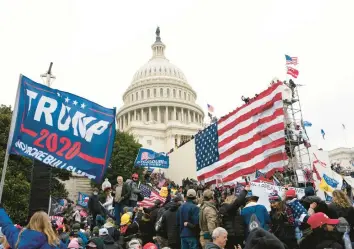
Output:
[312, 164, 321, 180]
[287, 67, 299, 78]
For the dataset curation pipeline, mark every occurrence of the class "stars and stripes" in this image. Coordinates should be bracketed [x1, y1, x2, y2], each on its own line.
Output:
[285, 55, 298, 65]
[207, 104, 215, 113]
[195, 82, 287, 185]
[50, 216, 64, 226]
[138, 184, 165, 208]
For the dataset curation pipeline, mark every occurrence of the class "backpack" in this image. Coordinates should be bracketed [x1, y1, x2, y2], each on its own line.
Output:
[249, 213, 261, 232]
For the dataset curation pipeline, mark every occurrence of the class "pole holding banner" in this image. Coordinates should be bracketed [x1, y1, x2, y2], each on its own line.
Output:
[0, 75, 23, 203]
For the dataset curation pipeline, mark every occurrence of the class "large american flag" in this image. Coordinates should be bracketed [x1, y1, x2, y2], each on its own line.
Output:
[138, 184, 165, 208]
[195, 82, 288, 185]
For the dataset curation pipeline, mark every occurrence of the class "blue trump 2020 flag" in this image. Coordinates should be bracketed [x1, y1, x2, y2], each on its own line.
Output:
[7, 75, 116, 183]
[134, 148, 169, 169]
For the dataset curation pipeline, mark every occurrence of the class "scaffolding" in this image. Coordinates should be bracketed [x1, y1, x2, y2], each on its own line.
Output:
[282, 79, 312, 187]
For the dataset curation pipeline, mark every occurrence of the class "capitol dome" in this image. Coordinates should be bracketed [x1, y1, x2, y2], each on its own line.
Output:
[117, 28, 204, 153]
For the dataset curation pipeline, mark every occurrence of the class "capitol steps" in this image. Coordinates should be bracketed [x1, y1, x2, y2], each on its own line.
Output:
[59, 175, 92, 202]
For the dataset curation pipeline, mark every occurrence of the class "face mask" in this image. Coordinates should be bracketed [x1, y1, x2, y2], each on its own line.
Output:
[93, 192, 98, 195]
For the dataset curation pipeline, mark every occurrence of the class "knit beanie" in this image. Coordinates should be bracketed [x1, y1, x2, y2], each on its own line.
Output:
[268, 190, 281, 203]
[244, 228, 285, 249]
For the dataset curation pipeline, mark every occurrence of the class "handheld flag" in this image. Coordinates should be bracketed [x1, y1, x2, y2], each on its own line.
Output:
[134, 148, 169, 169]
[303, 121, 312, 127]
[287, 67, 299, 78]
[285, 55, 298, 65]
[7, 75, 116, 183]
[207, 104, 214, 113]
[321, 129, 326, 139]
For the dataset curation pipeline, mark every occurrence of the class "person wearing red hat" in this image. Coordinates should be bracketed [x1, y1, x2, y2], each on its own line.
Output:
[299, 212, 342, 249]
[143, 242, 158, 249]
[128, 173, 141, 207]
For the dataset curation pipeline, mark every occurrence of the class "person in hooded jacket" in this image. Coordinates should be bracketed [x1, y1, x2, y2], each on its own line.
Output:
[299, 212, 343, 249]
[219, 187, 248, 249]
[300, 186, 330, 216]
[241, 191, 270, 237]
[99, 228, 120, 249]
[138, 208, 154, 245]
[0, 208, 66, 249]
[103, 218, 120, 241]
[160, 196, 183, 249]
[327, 190, 354, 242]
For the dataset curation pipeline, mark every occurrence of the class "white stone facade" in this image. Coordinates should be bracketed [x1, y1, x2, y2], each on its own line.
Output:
[116, 30, 204, 152]
[329, 147, 354, 168]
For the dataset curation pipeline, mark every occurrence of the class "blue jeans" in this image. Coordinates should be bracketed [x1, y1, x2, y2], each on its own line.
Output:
[114, 202, 123, 225]
[181, 237, 198, 249]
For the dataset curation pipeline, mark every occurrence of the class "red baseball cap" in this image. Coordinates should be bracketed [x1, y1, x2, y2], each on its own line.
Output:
[143, 243, 157, 249]
[285, 189, 296, 197]
[307, 212, 339, 229]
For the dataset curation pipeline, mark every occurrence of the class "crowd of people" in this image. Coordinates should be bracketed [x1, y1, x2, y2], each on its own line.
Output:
[0, 173, 354, 249]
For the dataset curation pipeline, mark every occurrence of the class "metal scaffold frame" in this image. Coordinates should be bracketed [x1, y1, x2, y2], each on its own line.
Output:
[283, 80, 312, 187]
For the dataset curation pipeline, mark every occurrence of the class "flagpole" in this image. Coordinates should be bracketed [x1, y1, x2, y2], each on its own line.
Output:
[0, 75, 23, 203]
[343, 126, 348, 147]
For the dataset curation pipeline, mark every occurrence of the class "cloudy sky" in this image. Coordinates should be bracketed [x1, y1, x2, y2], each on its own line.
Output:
[0, 0, 353, 151]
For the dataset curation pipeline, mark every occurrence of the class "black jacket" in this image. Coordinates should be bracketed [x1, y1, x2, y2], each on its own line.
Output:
[161, 202, 181, 247]
[219, 189, 247, 237]
[299, 229, 343, 249]
[328, 202, 354, 241]
[300, 196, 330, 216]
[112, 183, 131, 206]
[88, 195, 103, 214]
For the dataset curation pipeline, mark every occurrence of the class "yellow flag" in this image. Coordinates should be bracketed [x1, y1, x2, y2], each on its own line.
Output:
[319, 178, 333, 193]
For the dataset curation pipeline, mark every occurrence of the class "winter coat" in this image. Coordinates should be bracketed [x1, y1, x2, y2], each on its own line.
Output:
[219, 189, 247, 237]
[112, 182, 131, 206]
[176, 200, 200, 238]
[241, 202, 270, 234]
[269, 208, 297, 248]
[138, 215, 154, 245]
[299, 229, 343, 249]
[161, 202, 180, 247]
[0, 208, 66, 249]
[104, 223, 120, 241]
[199, 201, 218, 238]
[101, 234, 120, 249]
[88, 194, 103, 214]
[205, 242, 222, 249]
[300, 196, 330, 216]
[126, 180, 140, 202]
[328, 202, 354, 241]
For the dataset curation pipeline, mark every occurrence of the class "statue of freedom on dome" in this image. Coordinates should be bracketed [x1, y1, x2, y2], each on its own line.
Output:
[156, 27, 160, 37]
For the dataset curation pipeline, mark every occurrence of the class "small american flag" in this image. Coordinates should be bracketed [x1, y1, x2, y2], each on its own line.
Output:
[50, 216, 64, 226]
[195, 82, 287, 185]
[285, 55, 298, 65]
[138, 184, 165, 208]
[207, 104, 214, 113]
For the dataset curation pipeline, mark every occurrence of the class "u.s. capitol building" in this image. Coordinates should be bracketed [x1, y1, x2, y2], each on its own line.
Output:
[116, 28, 204, 152]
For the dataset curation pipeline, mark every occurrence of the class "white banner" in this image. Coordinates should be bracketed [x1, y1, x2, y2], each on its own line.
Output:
[250, 182, 305, 210]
